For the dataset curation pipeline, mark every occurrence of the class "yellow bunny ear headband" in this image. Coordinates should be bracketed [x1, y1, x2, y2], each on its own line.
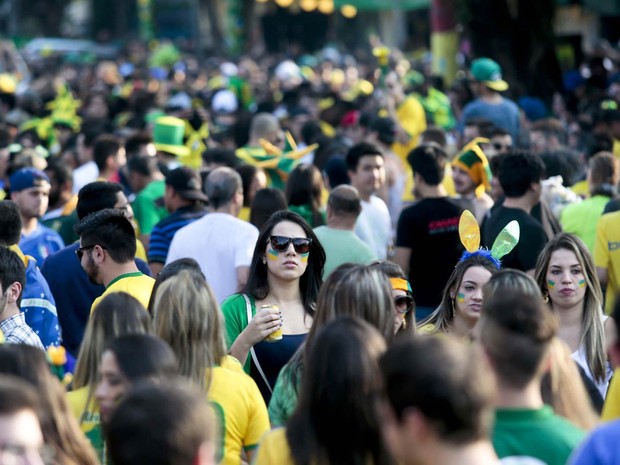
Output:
[458, 210, 520, 270]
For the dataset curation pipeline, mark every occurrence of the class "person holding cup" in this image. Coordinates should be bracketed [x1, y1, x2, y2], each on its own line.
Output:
[222, 210, 326, 402]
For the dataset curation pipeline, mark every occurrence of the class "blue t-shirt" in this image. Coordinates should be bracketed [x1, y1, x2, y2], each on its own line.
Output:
[461, 97, 520, 142]
[41, 242, 152, 357]
[148, 205, 207, 264]
[20, 223, 65, 265]
[570, 419, 620, 465]
[21, 258, 61, 348]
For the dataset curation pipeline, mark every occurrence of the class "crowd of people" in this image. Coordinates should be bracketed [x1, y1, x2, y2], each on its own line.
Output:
[1, 37, 620, 464]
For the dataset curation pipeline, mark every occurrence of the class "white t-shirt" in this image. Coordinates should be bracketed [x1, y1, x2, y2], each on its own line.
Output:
[167, 212, 259, 303]
[72, 161, 99, 194]
[354, 195, 392, 260]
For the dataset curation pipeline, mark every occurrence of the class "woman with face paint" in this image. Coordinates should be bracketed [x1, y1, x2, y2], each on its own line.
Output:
[534, 233, 612, 401]
[417, 211, 515, 340]
[221, 210, 325, 403]
[419, 254, 498, 340]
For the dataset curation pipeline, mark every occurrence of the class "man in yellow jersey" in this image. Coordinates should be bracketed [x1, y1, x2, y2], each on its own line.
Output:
[384, 71, 427, 162]
[74, 209, 154, 313]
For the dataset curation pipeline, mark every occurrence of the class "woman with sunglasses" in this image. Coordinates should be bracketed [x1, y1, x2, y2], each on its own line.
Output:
[222, 210, 325, 402]
[369, 260, 416, 335]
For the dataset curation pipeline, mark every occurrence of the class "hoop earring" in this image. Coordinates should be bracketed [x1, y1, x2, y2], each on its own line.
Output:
[542, 292, 549, 304]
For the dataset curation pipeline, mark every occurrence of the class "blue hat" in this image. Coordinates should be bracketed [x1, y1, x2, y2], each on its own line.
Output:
[9, 167, 50, 193]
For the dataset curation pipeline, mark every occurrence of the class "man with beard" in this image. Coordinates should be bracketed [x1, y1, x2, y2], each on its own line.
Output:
[41, 181, 151, 357]
[0, 246, 44, 348]
[74, 209, 154, 314]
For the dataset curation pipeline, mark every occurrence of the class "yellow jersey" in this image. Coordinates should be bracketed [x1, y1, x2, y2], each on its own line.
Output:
[593, 211, 620, 314]
[208, 358, 270, 465]
[66, 386, 104, 462]
[602, 368, 620, 421]
[90, 272, 155, 314]
[253, 428, 294, 465]
[391, 96, 427, 163]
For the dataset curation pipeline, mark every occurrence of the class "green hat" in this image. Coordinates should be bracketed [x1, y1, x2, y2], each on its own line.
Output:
[153, 116, 190, 157]
[470, 58, 508, 92]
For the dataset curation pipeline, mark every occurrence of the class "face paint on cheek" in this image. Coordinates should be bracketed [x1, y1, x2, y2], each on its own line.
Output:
[578, 279, 586, 288]
[267, 248, 279, 261]
[456, 293, 465, 303]
[300, 252, 309, 263]
[547, 280, 556, 289]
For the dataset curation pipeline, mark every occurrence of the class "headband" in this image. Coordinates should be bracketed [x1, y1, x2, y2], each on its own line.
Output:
[390, 277, 412, 293]
[458, 210, 520, 269]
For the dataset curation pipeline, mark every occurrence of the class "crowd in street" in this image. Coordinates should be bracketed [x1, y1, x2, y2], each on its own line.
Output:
[1, 38, 620, 464]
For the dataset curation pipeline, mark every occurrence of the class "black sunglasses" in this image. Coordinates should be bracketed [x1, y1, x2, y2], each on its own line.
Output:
[269, 236, 312, 254]
[493, 143, 512, 151]
[394, 295, 414, 315]
[75, 244, 105, 260]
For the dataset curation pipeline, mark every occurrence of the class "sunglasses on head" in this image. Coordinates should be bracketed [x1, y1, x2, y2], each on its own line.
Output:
[269, 236, 312, 254]
[394, 295, 414, 315]
[75, 244, 105, 260]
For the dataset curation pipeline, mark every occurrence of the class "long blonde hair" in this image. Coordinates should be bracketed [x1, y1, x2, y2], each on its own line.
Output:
[541, 338, 599, 430]
[152, 270, 227, 391]
[72, 293, 152, 426]
[534, 233, 607, 382]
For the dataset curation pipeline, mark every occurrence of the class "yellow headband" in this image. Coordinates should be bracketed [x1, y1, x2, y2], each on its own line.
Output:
[390, 277, 412, 293]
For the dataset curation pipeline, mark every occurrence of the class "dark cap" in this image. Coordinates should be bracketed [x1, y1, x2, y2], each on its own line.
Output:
[9, 167, 50, 193]
[165, 167, 208, 202]
[370, 116, 397, 145]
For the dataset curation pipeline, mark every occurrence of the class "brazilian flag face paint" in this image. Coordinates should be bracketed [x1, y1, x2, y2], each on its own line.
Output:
[578, 279, 586, 288]
[547, 280, 556, 289]
[457, 292, 465, 302]
[267, 248, 279, 260]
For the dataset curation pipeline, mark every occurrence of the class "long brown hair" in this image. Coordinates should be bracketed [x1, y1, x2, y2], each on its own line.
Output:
[421, 254, 499, 334]
[287, 317, 392, 465]
[0, 345, 99, 465]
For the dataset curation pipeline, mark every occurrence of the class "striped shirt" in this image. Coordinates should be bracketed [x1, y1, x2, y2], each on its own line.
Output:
[148, 205, 207, 264]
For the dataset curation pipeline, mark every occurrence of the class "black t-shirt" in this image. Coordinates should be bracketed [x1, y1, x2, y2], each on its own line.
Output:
[482, 206, 548, 272]
[396, 197, 464, 308]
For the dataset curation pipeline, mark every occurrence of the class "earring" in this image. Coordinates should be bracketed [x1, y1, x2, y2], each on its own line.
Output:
[402, 319, 407, 329]
[262, 257, 267, 265]
[451, 298, 456, 319]
[542, 292, 549, 304]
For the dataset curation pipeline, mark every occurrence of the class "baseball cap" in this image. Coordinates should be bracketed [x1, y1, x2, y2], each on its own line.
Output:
[165, 167, 208, 202]
[370, 116, 397, 145]
[9, 167, 50, 193]
[470, 58, 509, 92]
